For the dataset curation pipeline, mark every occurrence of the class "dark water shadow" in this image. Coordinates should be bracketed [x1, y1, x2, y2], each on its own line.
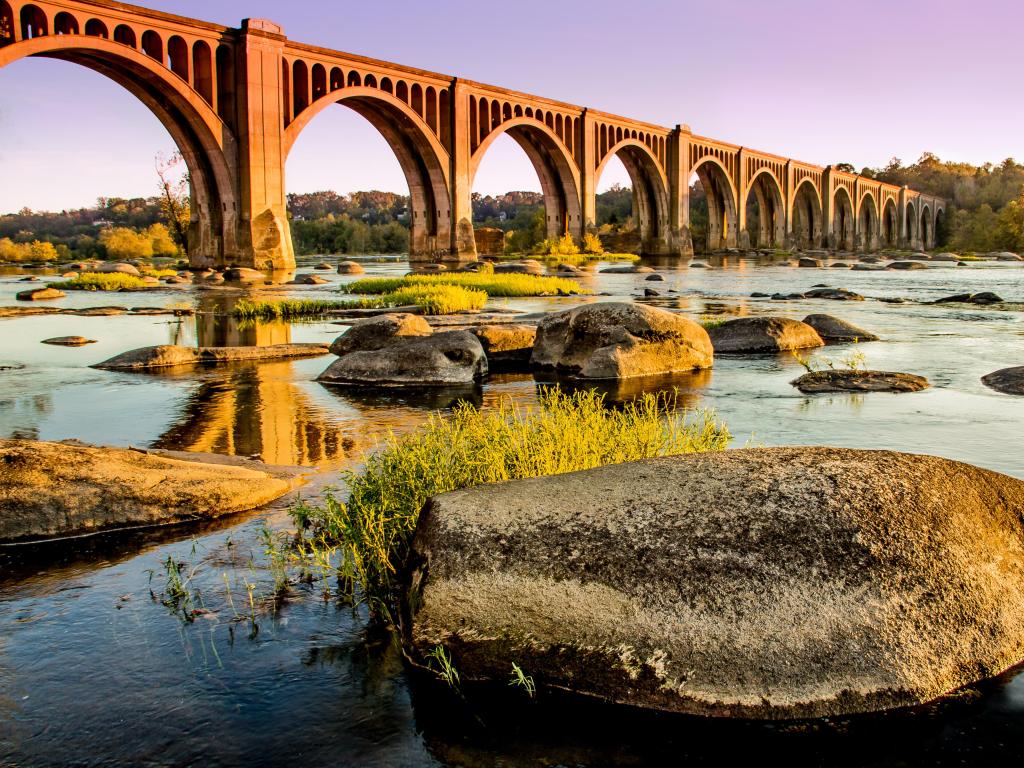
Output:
[532, 369, 712, 407]
[317, 382, 485, 411]
[412, 668, 1024, 768]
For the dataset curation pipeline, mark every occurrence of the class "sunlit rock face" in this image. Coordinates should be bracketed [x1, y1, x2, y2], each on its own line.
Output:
[404, 447, 1024, 719]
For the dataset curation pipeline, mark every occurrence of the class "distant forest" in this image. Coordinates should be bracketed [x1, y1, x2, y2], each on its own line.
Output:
[3, 155, 1022, 257]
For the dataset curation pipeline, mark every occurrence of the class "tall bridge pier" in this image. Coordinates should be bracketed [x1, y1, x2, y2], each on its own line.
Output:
[0, 0, 946, 269]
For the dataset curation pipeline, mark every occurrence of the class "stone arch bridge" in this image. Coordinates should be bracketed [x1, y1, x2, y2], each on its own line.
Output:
[0, 0, 946, 269]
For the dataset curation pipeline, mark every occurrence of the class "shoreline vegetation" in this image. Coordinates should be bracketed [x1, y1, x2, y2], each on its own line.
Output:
[282, 388, 731, 619]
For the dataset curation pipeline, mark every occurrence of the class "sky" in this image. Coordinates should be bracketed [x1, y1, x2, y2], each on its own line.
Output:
[0, 0, 1020, 213]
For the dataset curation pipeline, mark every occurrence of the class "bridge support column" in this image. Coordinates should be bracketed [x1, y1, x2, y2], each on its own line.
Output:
[228, 19, 295, 271]
[580, 110, 598, 238]
[666, 127, 694, 258]
[821, 167, 835, 250]
[448, 80, 477, 260]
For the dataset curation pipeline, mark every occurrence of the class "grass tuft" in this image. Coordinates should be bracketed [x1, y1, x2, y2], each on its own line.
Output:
[52, 272, 150, 291]
[293, 388, 730, 618]
[232, 298, 382, 320]
[343, 272, 588, 298]
[379, 284, 487, 314]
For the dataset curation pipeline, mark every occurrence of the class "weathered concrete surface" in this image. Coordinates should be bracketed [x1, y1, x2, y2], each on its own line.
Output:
[982, 367, 1024, 395]
[404, 448, 1024, 719]
[329, 313, 432, 357]
[0, 440, 300, 542]
[708, 317, 824, 353]
[791, 370, 929, 393]
[531, 302, 712, 379]
[94, 343, 329, 370]
[318, 331, 487, 386]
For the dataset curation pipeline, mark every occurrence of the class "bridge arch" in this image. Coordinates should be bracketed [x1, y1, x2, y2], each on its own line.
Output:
[0, 32, 236, 264]
[832, 186, 855, 251]
[284, 85, 453, 257]
[691, 156, 738, 251]
[471, 116, 582, 242]
[920, 204, 932, 250]
[743, 169, 785, 249]
[881, 198, 898, 247]
[596, 138, 669, 253]
[857, 192, 878, 251]
[791, 179, 822, 249]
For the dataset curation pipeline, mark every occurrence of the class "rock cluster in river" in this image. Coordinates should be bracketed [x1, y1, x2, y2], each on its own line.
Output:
[403, 447, 1024, 719]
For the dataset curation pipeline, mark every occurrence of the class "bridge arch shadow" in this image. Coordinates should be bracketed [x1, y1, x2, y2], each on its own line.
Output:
[470, 116, 581, 244]
[691, 157, 738, 252]
[597, 138, 670, 254]
[791, 179, 822, 250]
[283, 85, 453, 258]
[743, 169, 785, 249]
[0, 21, 236, 264]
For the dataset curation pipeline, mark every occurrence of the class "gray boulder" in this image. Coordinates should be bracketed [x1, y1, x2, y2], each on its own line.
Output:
[887, 261, 927, 270]
[802, 314, 879, 342]
[982, 367, 1024, 395]
[403, 447, 1024, 719]
[329, 313, 432, 357]
[708, 317, 824, 353]
[337, 260, 365, 275]
[317, 331, 487, 387]
[798, 257, 823, 267]
[95, 262, 141, 276]
[495, 260, 544, 275]
[531, 302, 713, 379]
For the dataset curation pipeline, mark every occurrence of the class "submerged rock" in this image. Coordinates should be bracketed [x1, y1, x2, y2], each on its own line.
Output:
[802, 314, 879, 342]
[403, 447, 1024, 719]
[42, 336, 96, 347]
[935, 292, 1004, 305]
[798, 257, 823, 267]
[0, 440, 299, 542]
[707, 317, 824, 353]
[495, 260, 544, 275]
[803, 287, 864, 301]
[223, 267, 267, 283]
[329, 313, 432, 356]
[531, 302, 713, 379]
[317, 331, 487, 387]
[791, 370, 929, 393]
[336, 260, 365, 275]
[470, 324, 537, 371]
[887, 261, 927, 270]
[94, 343, 329, 370]
[16, 287, 65, 301]
[982, 367, 1024, 395]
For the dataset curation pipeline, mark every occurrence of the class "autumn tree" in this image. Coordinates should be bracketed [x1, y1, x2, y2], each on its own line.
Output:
[156, 151, 190, 257]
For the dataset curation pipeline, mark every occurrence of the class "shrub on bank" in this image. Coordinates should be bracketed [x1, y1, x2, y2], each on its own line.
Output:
[292, 389, 731, 616]
[344, 272, 587, 298]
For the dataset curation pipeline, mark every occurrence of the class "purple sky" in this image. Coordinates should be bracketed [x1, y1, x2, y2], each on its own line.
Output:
[0, 0, 1020, 213]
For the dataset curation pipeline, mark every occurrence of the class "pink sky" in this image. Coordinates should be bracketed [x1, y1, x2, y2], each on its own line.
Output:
[0, 0, 1020, 212]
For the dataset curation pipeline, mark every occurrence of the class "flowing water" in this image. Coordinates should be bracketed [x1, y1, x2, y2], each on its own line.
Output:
[1, 254, 1022, 766]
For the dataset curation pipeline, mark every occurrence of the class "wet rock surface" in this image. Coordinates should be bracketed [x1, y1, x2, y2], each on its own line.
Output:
[531, 302, 713, 379]
[802, 314, 880, 342]
[791, 370, 929, 393]
[94, 343, 329, 370]
[0, 440, 301, 542]
[404, 447, 1024, 719]
[329, 313, 433, 357]
[470, 324, 537, 371]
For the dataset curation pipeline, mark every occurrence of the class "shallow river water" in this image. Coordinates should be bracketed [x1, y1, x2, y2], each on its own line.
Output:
[1, 254, 1023, 766]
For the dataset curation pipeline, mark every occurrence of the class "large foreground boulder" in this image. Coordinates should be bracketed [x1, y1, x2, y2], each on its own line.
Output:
[707, 317, 824, 353]
[0, 441, 299, 542]
[317, 331, 487, 386]
[329, 313, 432, 356]
[403, 447, 1024, 720]
[94, 343, 329, 370]
[531, 302, 712, 379]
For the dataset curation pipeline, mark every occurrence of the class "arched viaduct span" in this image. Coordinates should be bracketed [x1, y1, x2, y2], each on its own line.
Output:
[0, 0, 946, 269]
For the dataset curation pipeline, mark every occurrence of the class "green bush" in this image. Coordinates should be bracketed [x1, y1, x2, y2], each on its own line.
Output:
[53, 272, 150, 291]
[538, 233, 581, 256]
[294, 388, 731, 616]
[582, 232, 605, 254]
[344, 272, 587, 298]
[379, 284, 487, 314]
